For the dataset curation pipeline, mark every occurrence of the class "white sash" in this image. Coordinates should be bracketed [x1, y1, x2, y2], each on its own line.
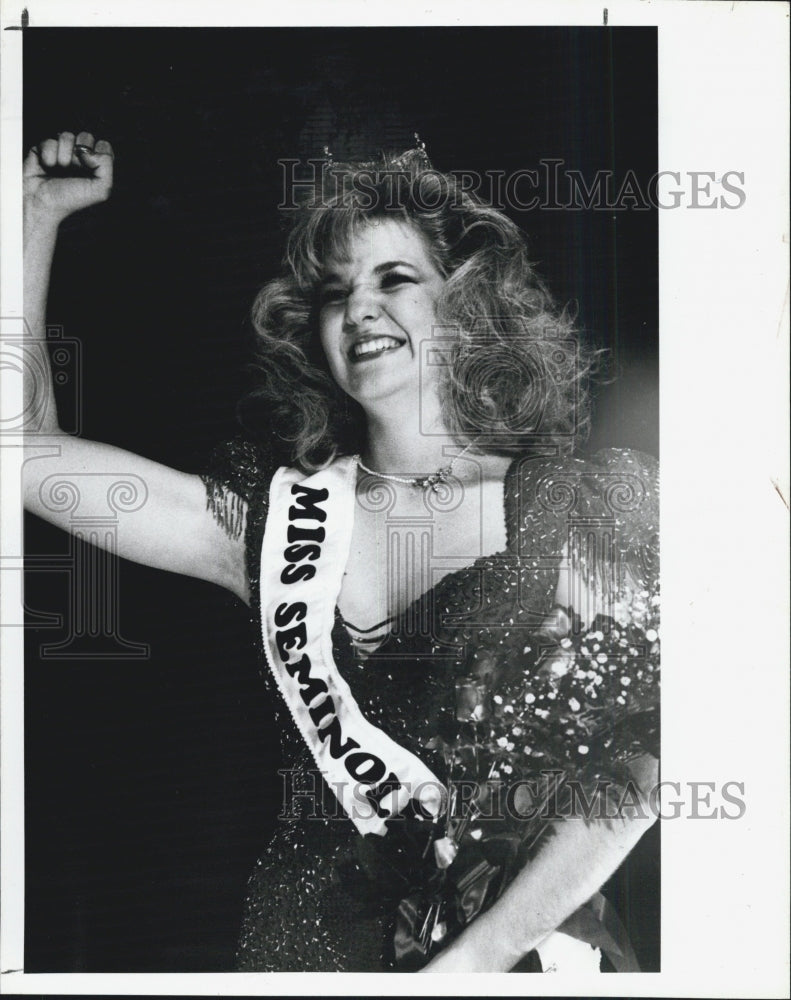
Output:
[259, 456, 444, 836]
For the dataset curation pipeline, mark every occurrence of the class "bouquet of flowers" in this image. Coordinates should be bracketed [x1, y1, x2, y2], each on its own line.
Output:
[388, 584, 660, 970]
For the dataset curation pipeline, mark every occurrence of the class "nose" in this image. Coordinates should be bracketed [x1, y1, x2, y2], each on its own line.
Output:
[343, 283, 381, 331]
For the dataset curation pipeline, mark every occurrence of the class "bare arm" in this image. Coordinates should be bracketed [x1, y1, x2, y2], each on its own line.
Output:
[421, 755, 657, 971]
[23, 131, 248, 602]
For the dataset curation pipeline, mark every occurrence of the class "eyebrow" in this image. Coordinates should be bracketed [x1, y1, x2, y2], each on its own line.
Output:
[319, 260, 418, 285]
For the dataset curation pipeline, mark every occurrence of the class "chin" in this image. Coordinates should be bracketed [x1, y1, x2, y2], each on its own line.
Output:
[350, 383, 409, 409]
[343, 364, 408, 397]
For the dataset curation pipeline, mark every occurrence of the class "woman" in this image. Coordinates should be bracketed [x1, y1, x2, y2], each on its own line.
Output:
[24, 130, 659, 972]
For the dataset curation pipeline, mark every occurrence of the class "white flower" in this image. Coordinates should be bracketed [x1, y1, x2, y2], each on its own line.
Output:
[496, 736, 509, 748]
[504, 704, 514, 714]
[646, 628, 658, 642]
[512, 726, 524, 736]
[493, 694, 503, 705]
[560, 637, 572, 649]
[620, 676, 631, 686]
[578, 745, 589, 755]
[568, 697, 581, 712]
[431, 922, 448, 942]
[502, 764, 513, 774]
[596, 652, 608, 664]
[525, 692, 536, 704]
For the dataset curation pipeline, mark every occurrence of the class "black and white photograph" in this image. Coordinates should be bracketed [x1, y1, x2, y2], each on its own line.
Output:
[1, 2, 788, 996]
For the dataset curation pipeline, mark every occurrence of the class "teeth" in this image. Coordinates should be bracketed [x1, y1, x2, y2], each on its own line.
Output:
[352, 337, 403, 359]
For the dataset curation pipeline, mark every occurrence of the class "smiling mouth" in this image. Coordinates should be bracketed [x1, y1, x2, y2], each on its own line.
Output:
[349, 336, 405, 361]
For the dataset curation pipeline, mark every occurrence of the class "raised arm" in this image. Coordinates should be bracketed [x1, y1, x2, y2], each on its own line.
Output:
[23, 131, 249, 602]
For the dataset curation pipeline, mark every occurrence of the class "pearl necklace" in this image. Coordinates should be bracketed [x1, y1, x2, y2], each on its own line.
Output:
[355, 442, 476, 493]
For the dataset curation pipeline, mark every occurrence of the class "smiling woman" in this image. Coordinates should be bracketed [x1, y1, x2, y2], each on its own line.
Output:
[22, 27, 659, 975]
[23, 130, 659, 973]
[197, 145, 660, 972]
[242, 151, 593, 476]
[317, 221, 446, 411]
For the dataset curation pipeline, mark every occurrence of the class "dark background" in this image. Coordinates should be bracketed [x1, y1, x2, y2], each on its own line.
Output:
[23, 27, 658, 971]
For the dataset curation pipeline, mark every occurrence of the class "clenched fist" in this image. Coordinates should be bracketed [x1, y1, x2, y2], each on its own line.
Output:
[24, 130, 114, 227]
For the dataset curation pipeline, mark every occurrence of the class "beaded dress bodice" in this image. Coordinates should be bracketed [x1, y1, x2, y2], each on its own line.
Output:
[202, 442, 659, 971]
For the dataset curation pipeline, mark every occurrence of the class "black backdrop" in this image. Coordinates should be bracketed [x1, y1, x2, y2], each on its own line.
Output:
[23, 26, 658, 971]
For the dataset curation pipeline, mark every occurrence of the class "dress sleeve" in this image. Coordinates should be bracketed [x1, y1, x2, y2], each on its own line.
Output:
[200, 436, 278, 605]
[201, 437, 276, 535]
[582, 447, 659, 595]
[498, 447, 660, 786]
[518, 446, 658, 595]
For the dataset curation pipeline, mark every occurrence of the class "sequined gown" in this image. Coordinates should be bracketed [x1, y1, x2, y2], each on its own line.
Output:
[202, 442, 660, 972]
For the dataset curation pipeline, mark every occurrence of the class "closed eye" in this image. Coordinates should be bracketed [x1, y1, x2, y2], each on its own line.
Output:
[380, 271, 416, 290]
[319, 272, 415, 305]
[319, 286, 347, 306]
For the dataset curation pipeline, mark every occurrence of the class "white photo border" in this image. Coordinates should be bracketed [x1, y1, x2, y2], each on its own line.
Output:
[1, 1, 789, 997]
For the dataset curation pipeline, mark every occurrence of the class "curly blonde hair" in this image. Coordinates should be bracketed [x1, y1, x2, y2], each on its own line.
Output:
[239, 149, 596, 470]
